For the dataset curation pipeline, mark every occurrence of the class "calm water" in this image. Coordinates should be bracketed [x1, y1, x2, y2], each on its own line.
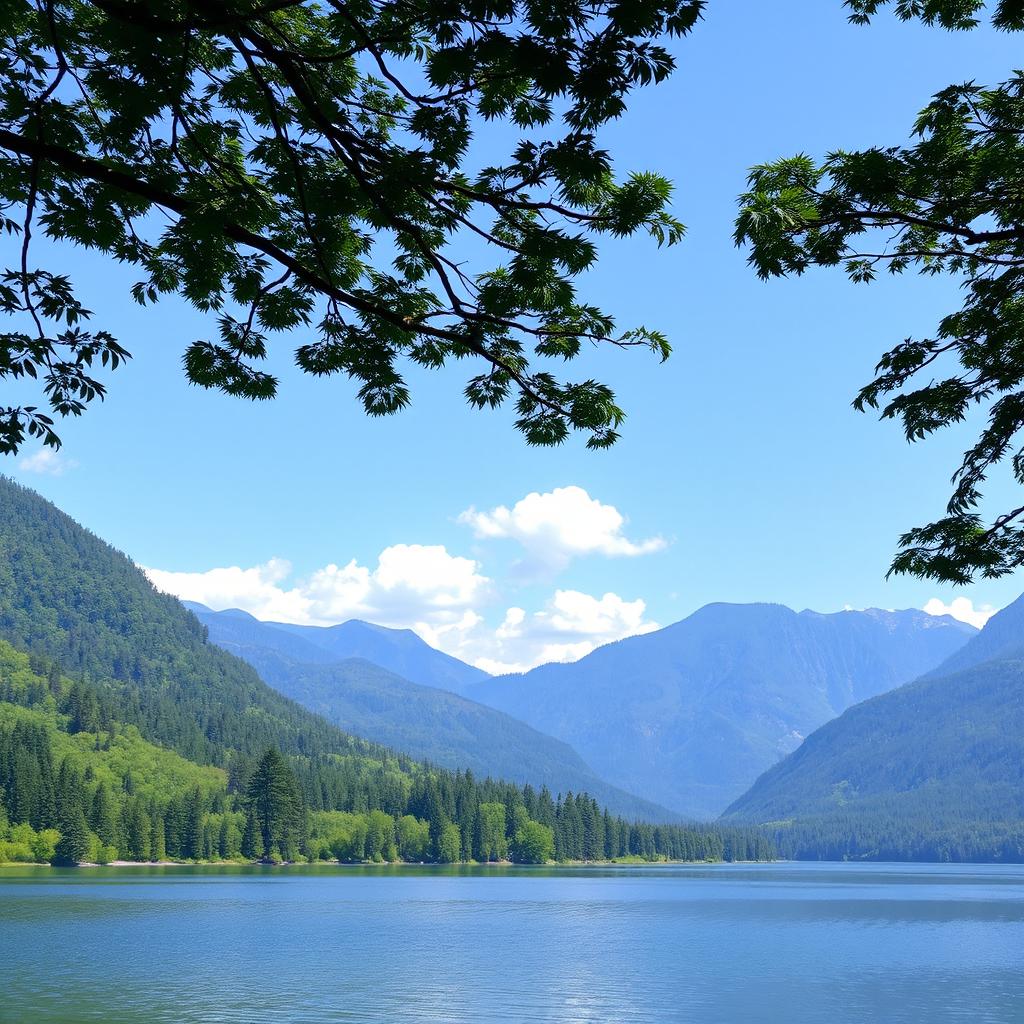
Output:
[1, 861, 1022, 1023]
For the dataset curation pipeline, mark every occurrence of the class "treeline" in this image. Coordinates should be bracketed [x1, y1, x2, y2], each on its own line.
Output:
[0, 646, 773, 865]
[764, 812, 1024, 864]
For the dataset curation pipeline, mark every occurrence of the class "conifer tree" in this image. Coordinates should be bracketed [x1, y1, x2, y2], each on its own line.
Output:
[182, 787, 204, 860]
[246, 749, 304, 860]
[89, 784, 118, 847]
[53, 807, 90, 865]
[241, 808, 264, 861]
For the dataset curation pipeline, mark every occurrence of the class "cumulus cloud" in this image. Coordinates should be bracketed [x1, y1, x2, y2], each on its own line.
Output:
[458, 485, 665, 573]
[145, 550, 654, 674]
[145, 558, 311, 623]
[144, 544, 492, 632]
[922, 596, 998, 630]
[465, 590, 659, 675]
[17, 447, 77, 476]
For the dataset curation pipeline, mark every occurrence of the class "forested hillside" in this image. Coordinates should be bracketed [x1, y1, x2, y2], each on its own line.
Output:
[0, 478, 771, 865]
[196, 605, 677, 821]
[0, 640, 771, 865]
[723, 651, 1024, 862]
[468, 602, 976, 817]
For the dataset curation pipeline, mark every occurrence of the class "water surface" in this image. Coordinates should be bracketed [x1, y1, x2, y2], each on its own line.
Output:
[1, 861, 1022, 1023]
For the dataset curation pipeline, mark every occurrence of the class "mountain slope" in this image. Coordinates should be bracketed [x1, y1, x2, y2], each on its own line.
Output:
[186, 606, 489, 695]
[466, 603, 976, 818]
[924, 592, 1024, 677]
[722, 652, 1024, 862]
[194, 607, 677, 820]
[0, 478, 389, 769]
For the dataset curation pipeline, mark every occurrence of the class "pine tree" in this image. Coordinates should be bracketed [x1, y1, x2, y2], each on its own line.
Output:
[218, 816, 231, 859]
[247, 749, 304, 861]
[150, 815, 166, 863]
[53, 807, 90, 865]
[89, 783, 118, 847]
[241, 808, 264, 860]
[182, 787, 204, 860]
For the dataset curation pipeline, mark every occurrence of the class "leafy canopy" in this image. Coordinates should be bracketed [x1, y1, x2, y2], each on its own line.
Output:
[736, 0, 1024, 583]
[0, 0, 700, 454]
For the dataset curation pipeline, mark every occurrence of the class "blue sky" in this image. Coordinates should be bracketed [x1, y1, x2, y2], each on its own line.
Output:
[6, 3, 1022, 670]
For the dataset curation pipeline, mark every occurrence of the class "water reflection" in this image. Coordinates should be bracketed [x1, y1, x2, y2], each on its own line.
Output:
[1, 862, 1022, 1024]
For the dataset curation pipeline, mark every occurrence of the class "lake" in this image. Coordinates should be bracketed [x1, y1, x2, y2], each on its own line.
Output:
[1, 861, 1022, 1023]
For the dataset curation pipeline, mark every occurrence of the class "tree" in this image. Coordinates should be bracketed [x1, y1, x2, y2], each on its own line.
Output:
[88, 782, 118, 847]
[120, 797, 151, 860]
[436, 820, 462, 863]
[511, 818, 554, 864]
[53, 806, 90, 865]
[150, 814, 167, 862]
[477, 801, 508, 862]
[246, 747, 304, 861]
[0, 0, 699, 457]
[736, 1, 1024, 583]
[396, 814, 430, 862]
[181, 787, 204, 860]
[365, 808, 396, 862]
[240, 807, 264, 860]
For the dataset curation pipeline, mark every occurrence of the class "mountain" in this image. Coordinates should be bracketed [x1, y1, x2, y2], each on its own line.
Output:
[191, 605, 677, 821]
[0, 477, 763, 864]
[921, 592, 1024, 677]
[184, 604, 489, 696]
[722, 639, 1024, 862]
[0, 480, 383, 769]
[465, 602, 976, 818]
[722, 594, 1024, 861]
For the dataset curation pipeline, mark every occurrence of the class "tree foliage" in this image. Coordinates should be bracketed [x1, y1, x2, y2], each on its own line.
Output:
[246, 746, 305, 860]
[0, 0, 700, 454]
[736, 1, 1024, 583]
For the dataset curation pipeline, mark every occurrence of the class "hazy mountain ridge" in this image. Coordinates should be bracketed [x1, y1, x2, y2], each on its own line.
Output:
[462, 602, 976, 818]
[185, 603, 490, 695]
[269, 617, 490, 695]
[722, 595, 1024, 860]
[194, 605, 680, 821]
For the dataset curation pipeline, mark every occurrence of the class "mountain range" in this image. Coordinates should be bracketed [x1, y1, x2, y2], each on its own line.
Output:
[4, 473, 1019, 862]
[191, 604, 676, 821]
[461, 603, 976, 818]
[723, 595, 1024, 860]
[186, 607, 488, 695]
[193, 599, 977, 821]
[0, 476, 752, 867]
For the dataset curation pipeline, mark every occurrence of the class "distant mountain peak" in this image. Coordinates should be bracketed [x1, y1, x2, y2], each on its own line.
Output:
[195, 606, 490, 695]
[466, 600, 978, 818]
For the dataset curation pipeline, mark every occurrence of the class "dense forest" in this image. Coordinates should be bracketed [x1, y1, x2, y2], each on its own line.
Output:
[724, 645, 1024, 863]
[0, 641, 772, 865]
[0, 479, 772, 865]
[759, 810, 1024, 864]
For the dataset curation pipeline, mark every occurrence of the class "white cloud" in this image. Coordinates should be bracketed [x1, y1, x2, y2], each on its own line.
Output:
[464, 590, 659, 675]
[145, 551, 654, 674]
[458, 485, 665, 573]
[17, 447, 77, 476]
[145, 558, 311, 623]
[922, 597, 998, 630]
[144, 544, 492, 633]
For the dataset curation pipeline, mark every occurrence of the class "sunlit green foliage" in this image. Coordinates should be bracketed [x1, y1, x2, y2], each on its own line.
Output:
[0, 0, 699, 454]
[737, 2, 1024, 582]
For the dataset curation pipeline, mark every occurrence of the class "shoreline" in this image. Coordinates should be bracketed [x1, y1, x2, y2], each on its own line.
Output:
[1, 857, 767, 869]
